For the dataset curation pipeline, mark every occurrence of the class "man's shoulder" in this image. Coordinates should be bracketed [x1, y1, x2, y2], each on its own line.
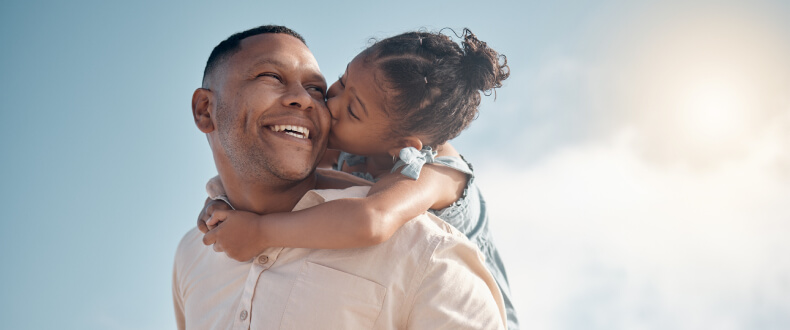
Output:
[388, 211, 475, 258]
[176, 227, 204, 253]
[174, 227, 213, 267]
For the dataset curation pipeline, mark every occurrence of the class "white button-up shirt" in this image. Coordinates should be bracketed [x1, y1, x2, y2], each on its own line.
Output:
[173, 186, 506, 329]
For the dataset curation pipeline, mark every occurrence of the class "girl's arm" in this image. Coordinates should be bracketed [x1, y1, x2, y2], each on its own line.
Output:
[262, 162, 466, 249]
[204, 143, 467, 251]
[198, 169, 370, 236]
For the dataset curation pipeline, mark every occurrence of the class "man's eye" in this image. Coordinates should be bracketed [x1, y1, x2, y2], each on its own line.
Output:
[257, 73, 282, 81]
[306, 86, 326, 97]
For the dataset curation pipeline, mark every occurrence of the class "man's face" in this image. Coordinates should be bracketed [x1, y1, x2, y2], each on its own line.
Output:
[209, 33, 330, 182]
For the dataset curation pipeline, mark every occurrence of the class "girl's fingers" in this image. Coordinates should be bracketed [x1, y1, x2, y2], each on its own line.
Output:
[206, 210, 229, 227]
[198, 219, 209, 233]
[203, 229, 218, 247]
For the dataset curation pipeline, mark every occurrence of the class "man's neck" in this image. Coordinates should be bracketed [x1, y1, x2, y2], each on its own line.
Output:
[365, 154, 396, 179]
[221, 172, 318, 214]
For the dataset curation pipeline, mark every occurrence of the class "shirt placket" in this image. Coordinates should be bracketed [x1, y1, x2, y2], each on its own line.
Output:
[231, 247, 283, 330]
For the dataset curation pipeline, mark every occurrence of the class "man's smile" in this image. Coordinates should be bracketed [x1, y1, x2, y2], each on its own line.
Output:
[259, 114, 322, 147]
[268, 124, 310, 139]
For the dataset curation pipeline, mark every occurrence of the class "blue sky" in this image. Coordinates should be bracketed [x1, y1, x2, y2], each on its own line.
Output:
[1, 0, 789, 329]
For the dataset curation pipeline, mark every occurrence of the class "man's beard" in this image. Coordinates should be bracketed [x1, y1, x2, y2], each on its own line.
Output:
[215, 100, 313, 183]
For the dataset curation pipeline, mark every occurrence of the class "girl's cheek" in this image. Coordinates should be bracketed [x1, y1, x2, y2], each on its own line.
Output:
[327, 102, 342, 123]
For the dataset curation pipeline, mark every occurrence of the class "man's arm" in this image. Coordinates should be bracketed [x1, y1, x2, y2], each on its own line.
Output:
[406, 234, 507, 329]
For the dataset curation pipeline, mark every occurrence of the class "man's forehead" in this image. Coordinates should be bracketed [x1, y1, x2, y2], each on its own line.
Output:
[233, 33, 321, 74]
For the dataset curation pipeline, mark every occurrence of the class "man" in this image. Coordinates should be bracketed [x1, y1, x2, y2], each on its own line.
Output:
[173, 25, 506, 329]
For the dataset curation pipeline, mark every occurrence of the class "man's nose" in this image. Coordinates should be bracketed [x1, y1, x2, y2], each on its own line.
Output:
[282, 84, 314, 110]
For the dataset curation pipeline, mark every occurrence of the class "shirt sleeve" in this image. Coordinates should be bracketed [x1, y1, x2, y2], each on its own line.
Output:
[405, 235, 506, 329]
[172, 250, 186, 330]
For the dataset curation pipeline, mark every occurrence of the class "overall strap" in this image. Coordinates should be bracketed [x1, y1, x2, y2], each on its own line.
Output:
[391, 147, 474, 179]
[391, 147, 437, 180]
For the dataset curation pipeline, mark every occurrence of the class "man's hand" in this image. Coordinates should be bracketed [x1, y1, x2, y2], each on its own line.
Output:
[197, 198, 232, 233]
[202, 210, 268, 262]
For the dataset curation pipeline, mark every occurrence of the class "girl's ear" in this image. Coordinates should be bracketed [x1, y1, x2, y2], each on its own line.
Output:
[388, 137, 423, 158]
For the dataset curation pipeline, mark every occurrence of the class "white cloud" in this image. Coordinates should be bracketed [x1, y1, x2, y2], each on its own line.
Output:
[477, 127, 790, 329]
[456, 3, 790, 328]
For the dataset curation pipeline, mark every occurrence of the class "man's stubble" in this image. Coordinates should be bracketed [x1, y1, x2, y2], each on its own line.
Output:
[214, 97, 311, 183]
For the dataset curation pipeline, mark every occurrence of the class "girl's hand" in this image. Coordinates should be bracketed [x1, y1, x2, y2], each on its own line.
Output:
[202, 210, 268, 262]
[197, 198, 232, 233]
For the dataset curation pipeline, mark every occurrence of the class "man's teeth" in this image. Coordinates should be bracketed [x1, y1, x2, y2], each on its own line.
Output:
[270, 124, 309, 139]
[284, 131, 303, 139]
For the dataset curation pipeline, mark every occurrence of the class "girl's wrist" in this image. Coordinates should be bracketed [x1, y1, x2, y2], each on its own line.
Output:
[255, 215, 274, 251]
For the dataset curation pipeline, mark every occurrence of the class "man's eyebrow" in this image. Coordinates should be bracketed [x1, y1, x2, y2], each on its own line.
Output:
[306, 71, 327, 87]
[242, 58, 281, 77]
[248, 58, 287, 71]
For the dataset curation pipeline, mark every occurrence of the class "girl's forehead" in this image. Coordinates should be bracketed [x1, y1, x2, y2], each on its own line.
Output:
[348, 53, 371, 72]
[348, 60, 392, 112]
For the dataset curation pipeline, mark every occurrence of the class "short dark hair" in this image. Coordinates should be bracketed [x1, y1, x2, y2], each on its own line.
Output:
[202, 25, 306, 86]
[365, 28, 509, 146]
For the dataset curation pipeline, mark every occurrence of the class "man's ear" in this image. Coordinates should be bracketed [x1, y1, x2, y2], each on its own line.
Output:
[388, 136, 423, 158]
[192, 88, 215, 133]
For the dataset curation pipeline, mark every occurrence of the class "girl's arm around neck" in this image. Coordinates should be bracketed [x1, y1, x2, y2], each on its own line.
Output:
[261, 162, 468, 249]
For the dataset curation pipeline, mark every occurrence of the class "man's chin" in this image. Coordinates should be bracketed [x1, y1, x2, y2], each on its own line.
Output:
[270, 160, 319, 182]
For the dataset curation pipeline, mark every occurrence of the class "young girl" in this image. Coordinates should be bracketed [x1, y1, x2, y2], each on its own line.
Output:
[199, 29, 519, 329]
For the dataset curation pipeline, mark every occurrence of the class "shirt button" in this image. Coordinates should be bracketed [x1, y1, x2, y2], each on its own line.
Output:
[240, 310, 248, 321]
[258, 255, 269, 264]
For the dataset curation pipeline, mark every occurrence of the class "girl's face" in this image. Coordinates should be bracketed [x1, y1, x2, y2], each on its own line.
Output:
[326, 54, 401, 156]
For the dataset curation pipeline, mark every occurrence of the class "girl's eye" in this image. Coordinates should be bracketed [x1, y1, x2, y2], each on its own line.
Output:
[347, 105, 360, 120]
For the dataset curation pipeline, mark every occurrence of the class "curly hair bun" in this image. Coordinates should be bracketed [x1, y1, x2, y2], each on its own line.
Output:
[459, 29, 510, 93]
[365, 28, 510, 146]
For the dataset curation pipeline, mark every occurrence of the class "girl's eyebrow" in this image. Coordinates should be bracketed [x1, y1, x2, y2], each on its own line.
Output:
[353, 92, 369, 118]
[346, 64, 370, 118]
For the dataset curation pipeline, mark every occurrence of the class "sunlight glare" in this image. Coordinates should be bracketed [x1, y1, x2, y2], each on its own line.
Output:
[606, 6, 789, 164]
[681, 82, 747, 146]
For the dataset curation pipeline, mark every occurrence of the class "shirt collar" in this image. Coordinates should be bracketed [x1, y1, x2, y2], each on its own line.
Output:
[293, 186, 371, 211]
